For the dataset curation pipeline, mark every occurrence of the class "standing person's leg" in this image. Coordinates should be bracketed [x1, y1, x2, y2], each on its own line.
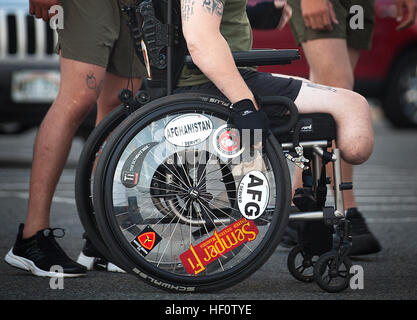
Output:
[287, 0, 380, 255]
[23, 58, 106, 239]
[292, 39, 359, 209]
[4, 0, 144, 277]
[75, 0, 146, 272]
[76, 73, 143, 274]
[95, 1, 146, 125]
[96, 74, 142, 124]
[4, 57, 106, 277]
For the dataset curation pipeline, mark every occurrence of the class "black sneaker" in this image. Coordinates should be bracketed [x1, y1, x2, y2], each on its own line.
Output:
[76, 234, 125, 273]
[4, 224, 87, 277]
[346, 208, 382, 256]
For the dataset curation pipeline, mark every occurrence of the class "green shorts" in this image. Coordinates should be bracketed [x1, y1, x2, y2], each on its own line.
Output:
[56, 0, 146, 78]
[288, 0, 375, 50]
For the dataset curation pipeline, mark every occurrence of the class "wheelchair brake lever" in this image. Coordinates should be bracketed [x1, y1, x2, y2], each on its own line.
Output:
[285, 145, 310, 170]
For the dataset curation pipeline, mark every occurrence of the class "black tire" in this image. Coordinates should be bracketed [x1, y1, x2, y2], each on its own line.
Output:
[382, 49, 417, 128]
[93, 93, 292, 292]
[75, 104, 131, 266]
[313, 251, 352, 293]
[287, 245, 317, 283]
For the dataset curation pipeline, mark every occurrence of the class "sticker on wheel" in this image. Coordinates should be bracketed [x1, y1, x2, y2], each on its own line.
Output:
[180, 218, 259, 275]
[212, 124, 244, 158]
[237, 170, 270, 220]
[164, 114, 213, 147]
[121, 142, 159, 188]
[131, 225, 162, 257]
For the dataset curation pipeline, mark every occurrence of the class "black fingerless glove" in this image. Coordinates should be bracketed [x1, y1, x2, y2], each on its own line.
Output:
[231, 99, 270, 147]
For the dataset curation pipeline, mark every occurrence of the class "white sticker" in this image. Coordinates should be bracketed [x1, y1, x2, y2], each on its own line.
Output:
[164, 114, 213, 147]
[237, 170, 270, 220]
[212, 124, 244, 158]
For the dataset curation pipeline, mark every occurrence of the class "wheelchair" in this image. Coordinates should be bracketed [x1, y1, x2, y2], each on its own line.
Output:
[75, 0, 353, 293]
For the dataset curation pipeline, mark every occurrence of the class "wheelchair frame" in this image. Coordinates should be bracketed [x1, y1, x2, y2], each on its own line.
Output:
[122, 0, 351, 239]
[79, 0, 354, 293]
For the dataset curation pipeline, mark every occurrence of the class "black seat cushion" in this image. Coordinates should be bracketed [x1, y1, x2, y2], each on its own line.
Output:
[270, 113, 337, 143]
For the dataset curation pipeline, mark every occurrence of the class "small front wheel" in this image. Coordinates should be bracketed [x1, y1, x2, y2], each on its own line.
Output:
[313, 251, 352, 293]
[287, 245, 317, 283]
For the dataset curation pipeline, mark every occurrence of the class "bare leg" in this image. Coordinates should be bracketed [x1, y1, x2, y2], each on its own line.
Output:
[23, 57, 143, 239]
[294, 81, 374, 165]
[23, 57, 107, 239]
[96, 72, 142, 124]
[292, 39, 365, 210]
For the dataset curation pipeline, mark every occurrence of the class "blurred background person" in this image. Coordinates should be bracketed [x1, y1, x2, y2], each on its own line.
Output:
[286, 0, 417, 255]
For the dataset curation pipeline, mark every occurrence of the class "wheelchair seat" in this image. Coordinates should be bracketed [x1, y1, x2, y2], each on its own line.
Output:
[271, 113, 336, 144]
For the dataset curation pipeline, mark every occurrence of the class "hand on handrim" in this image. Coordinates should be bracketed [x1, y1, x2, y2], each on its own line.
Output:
[231, 99, 270, 149]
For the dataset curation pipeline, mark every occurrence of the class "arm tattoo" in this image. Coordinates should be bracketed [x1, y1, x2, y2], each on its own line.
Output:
[182, 0, 224, 21]
[202, 0, 224, 16]
[306, 82, 337, 93]
[182, 0, 195, 22]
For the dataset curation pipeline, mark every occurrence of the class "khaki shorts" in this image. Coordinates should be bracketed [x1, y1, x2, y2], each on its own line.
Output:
[288, 0, 375, 50]
[56, 0, 146, 78]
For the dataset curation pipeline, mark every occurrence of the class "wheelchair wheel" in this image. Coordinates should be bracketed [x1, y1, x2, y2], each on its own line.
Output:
[93, 93, 292, 292]
[287, 245, 317, 283]
[313, 251, 352, 293]
[75, 104, 130, 266]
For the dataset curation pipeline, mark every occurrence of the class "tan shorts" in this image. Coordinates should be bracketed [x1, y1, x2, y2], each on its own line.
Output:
[56, 0, 146, 78]
[288, 0, 375, 50]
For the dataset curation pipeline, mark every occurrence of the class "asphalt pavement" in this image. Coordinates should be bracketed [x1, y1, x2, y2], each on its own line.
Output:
[0, 106, 417, 301]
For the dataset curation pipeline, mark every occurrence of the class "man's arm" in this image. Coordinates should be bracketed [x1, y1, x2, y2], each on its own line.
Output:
[181, 0, 257, 107]
[29, 0, 61, 21]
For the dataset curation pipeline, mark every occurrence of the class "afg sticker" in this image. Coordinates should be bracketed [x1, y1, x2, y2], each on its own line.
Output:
[212, 124, 244, 158]
[237, 171, 270, 220]
[164, 114, 213, 147]
[131, 225, 162, 257]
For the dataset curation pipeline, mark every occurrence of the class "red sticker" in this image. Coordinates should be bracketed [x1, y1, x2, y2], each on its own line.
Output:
[131, 226, 162, 257]
[137, 232, 157, 251]
[180, 218, 259, 275]
[218, 129, 240, 153]
[213, 125, 243, 158]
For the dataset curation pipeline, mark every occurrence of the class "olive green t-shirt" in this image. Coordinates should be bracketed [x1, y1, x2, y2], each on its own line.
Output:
[177, 0, 252, 87]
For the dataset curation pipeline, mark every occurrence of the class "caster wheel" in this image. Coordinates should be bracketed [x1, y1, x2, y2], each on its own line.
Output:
[287, 245, 317, 283]
[313, 251, 352, 293]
